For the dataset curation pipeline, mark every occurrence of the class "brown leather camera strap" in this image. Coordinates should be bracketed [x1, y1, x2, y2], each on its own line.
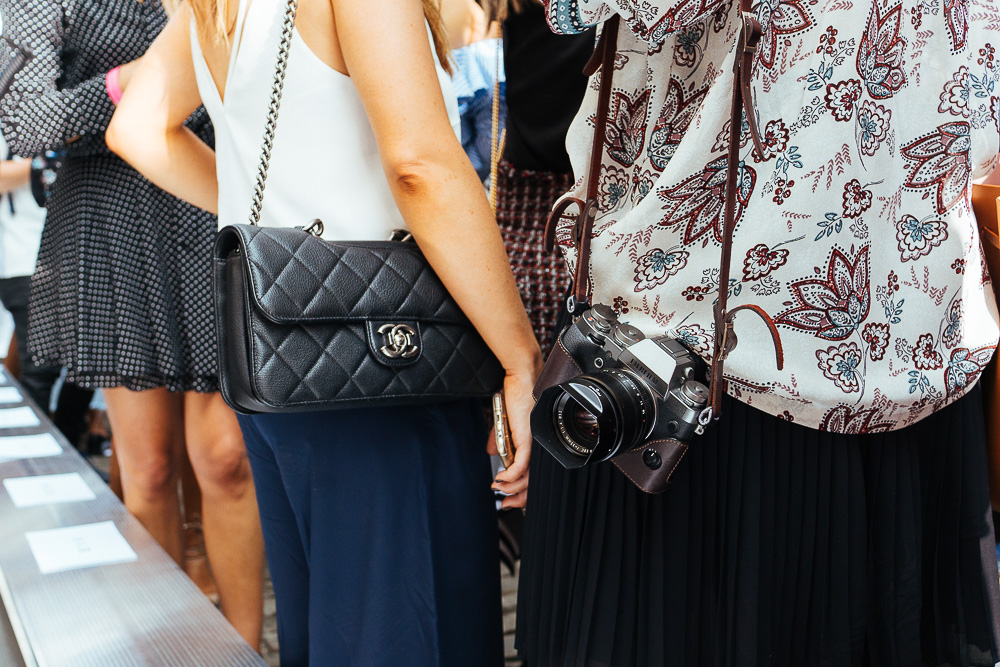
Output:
[545, 6, 783, 422]
[709, 11, 785, 416]
[544, 16, 619, 313]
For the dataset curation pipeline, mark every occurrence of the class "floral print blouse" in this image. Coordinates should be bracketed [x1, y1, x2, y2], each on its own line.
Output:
[545, 0, 1000, 433]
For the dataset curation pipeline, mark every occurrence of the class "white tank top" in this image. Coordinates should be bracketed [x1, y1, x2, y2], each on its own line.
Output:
[190, 0, 460, 240]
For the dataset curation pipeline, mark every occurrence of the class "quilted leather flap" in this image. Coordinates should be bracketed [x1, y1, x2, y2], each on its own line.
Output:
[215, 225, 471, 325]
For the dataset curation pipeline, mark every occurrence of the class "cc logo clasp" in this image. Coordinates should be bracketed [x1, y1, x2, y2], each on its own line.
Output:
[377, 323, 419, 359]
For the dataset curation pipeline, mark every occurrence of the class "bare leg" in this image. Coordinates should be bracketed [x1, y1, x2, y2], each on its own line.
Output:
[184, 391, 264, 650]
[108, 437, 123, 502]
[103, 387, 185, 564]
[180, 449, 219, 600]
[4, 334, 19, 378]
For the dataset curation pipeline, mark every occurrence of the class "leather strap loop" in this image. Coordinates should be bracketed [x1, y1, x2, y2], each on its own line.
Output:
[571, 198, 599, 311]
[720, 304, 785, 369]
[545, 197, 585, 252]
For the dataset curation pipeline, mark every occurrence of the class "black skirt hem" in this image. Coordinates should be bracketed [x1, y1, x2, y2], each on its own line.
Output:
[53, 368, 219, 394]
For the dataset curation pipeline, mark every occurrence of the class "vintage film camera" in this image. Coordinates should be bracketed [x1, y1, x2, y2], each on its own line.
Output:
[531, 304, 711, 470]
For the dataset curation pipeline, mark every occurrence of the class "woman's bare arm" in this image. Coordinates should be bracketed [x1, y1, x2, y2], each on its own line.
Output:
[106, 8, 219, 213]
[440, 0, 488, 48]
[0, 161, 32, 195]
[333, 0, 542, 506]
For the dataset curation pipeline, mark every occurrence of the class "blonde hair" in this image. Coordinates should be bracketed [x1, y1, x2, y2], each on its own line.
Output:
[186, 0, 235, 44]
[187, 0, 451, 74]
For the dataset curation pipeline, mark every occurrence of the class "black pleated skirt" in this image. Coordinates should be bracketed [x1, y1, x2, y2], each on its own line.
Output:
[516, 384, 1000, 667]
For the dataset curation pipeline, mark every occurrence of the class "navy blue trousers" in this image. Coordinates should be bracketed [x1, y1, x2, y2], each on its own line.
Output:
[238, 400, 504, 667]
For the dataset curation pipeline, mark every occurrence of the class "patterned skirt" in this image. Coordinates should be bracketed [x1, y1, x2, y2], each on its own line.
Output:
[494, 161, 574, 351]
[27, 156, 219, 393]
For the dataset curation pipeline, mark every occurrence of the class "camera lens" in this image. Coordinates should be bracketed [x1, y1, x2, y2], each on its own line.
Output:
[595, 370, 656, 454]
[532, 369, 656, 469]
[554, 394, 601, 455]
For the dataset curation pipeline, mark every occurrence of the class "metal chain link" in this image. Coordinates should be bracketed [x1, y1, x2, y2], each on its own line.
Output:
[487, 25, 505, 213]
[248, 0, 299, 226]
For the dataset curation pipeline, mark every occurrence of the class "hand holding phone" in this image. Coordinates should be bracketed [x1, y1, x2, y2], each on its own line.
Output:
[492, 390, 516, 470]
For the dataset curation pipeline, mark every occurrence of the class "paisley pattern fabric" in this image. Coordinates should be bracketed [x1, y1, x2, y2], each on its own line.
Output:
[544, 0, 1000, 432]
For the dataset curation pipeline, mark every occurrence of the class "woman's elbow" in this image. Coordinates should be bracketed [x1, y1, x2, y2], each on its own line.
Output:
[106, 106, 153, 162]
[383, 140, 475, 200]
[104, 110, 132, 159]
[385, 157, 441, 198]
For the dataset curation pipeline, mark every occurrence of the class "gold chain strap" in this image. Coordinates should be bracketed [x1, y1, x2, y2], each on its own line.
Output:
[487, 24, 506, 212]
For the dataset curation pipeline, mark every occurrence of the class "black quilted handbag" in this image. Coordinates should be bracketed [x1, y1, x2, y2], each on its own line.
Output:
[212, 0, 503, 414]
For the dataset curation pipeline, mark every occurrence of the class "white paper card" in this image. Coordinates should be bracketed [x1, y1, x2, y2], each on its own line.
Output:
[0, 407, 39, 429]
[0, 434, 62, 460]
[26, 522, 138, 574]
[4, 473, 96, 508]
[0, 387, 22, 404]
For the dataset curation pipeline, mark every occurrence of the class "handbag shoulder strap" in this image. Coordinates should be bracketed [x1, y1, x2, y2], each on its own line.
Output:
[545, 3, 783, 422]
[247, 0, 299, 227]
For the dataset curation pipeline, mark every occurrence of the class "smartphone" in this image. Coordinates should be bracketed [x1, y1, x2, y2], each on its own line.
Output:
[492, 391, 516, 470]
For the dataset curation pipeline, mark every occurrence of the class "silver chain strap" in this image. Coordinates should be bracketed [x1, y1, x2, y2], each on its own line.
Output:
[248, 0, 299, 226]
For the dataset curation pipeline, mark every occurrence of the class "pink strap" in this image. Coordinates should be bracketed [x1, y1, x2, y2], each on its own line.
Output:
[105, 66, 123, 105]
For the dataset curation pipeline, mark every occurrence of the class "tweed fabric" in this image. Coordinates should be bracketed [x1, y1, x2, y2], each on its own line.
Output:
[495, 161, 575, 350]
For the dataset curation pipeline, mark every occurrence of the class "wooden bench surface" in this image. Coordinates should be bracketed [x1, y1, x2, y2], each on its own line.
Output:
[0, 376, 265, 666]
